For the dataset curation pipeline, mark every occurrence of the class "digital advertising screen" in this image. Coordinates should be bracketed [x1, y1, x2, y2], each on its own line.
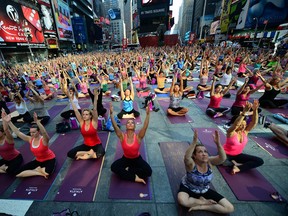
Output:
[51, 0, 74, 41]
[141, 0, 168, 7]
[0, 0, 45, 45]
[37, 0, 56, 36]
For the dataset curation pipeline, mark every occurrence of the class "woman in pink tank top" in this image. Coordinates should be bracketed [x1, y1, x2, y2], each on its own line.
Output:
[223, 100, 264, 175]
[110, 103, 152, 184]
[3, 112, 56, 179]
[0, 112, 23, 175]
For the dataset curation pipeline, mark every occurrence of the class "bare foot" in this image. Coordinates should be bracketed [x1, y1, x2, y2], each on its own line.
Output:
[231, 160, 242, 167]
[135, 175, 146, 184]
[231, 165, 240, 175]
[35, 166, 49, 179]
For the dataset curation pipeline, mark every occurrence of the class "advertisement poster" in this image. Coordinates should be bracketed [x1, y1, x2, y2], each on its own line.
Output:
[141, 0, 168, 7]
[229, 0, 249, 29]
[37, 0, 56, 36]
[71, 17, 87, 44]
[220, 0, 232, 33]
[210, 20, 220, 35]
[245, 0, 288, 29]
[51, 0, 74, 41]
[0, 0, 45, 45]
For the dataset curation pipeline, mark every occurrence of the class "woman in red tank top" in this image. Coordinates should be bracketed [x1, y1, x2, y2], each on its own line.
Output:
[0, 112, 23, 175]
[41, 80, 56, 100]
[110, 103, 152, 184]
[3, 112, 56, 179]
[67, 88, 105, 160]
[206, 76, 236, 118]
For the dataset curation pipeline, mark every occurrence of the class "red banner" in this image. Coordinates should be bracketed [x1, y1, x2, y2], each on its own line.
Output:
[0, 0, 44, 44]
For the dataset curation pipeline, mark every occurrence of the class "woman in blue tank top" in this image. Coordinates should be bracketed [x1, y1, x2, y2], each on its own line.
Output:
[117, 77, 140, 119]
[178, 130, 234, 214]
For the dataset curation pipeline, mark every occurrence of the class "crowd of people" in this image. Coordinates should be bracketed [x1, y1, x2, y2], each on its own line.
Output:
[0, 44, 287, 213]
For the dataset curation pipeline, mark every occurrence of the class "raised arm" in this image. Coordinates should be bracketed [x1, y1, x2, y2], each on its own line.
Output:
[184, 130, 198, 172]
[138, 106, 150, 140]
[4, 113, 31, 143]
[222, 77, 237, 95]
[170, 73, 177, 95]
[210, 76, 216, 96]
[209, 130, 226, 165]
[1, 110, 14, 144]
[109, 103, 123, 141]
[245, 99, 259, 132]
[68, 91, 83, 125]
[119, 78, 125, 100]
[237, 77, 249, 95]
[33, 113, 50, 146]
[227, 101, 252, 136]
[129, 77, 135, 100]
[91, 88, 98, 124]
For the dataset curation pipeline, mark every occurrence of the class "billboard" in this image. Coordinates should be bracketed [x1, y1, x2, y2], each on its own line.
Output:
[229, 0, 249, 30]
[0, 0, 45, 45]
[71, 17, 87, 44]
[51, 0, 74, 41]
[210, 20, 220, 35]
[37, 0, 56, 37]
[220, 0, 231, 33]
[140, 4, 168, 18]
[245, 0, 288, 29]
[108, 8, 121, 20]
[141, 0, 169, 7]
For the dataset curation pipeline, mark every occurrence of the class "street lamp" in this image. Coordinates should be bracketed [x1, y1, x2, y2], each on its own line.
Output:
[22, 20, 34, 62]
[253, 17, 258, 48]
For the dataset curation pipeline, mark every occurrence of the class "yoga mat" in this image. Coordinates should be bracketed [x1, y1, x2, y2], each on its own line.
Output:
[137, 91, 150, 98]
[194, 128, 226, 156]
[56, 98, 69, 102]
[218, 166, 280, 201]
[48, 105, 67, 120]
[54, 132, 109, 202]
[79, 102, 91, 109]
[108, 139, 151, 200]
[158, 100, 193, 124]
[0, 132, 55, 195]
[251, 134, 288, 159]
[9, 132, 80, 200]
[266, 106, 288, 116]
[120, 101, 142, 125]
[159, 142, 223, 216]
[159, 142, 188, 199]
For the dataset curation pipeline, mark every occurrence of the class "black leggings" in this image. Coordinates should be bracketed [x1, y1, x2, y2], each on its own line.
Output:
[111, 155, 152, 181]
[117, 109, 140, 119]
[60, 109, 81, 120]
[88, 88, 107, 116]
[37, 116, 50, 125]
[67, 143, 105, 159]
[227, 153, 264, 172]
[206, 107, 230, 117]
[0, 154, 23, 175]
[11, 111, 33, 124]
[259, 99, 288, 108]
[17, 158, 56, 175]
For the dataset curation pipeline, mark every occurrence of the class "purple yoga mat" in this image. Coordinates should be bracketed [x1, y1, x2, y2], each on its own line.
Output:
[0, 132, 55, 195]
[159, 142, 187, 199]
[194, 128, 226, 156]
[9, 132, 80, 200]
[108, 139, 151, 200]
[48, 105, 67, 119]
[54, 132, 109, 202]
[79, 101, 91, 109]
[251, 135, 288, 159]
[159, 142, 223, 216]
[158, 99, 193, 124]
[218, 166, 279, 201]
[120, 101, 142, 125]
[266, 106, 288, 116]
[193, 99, 232, 125]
